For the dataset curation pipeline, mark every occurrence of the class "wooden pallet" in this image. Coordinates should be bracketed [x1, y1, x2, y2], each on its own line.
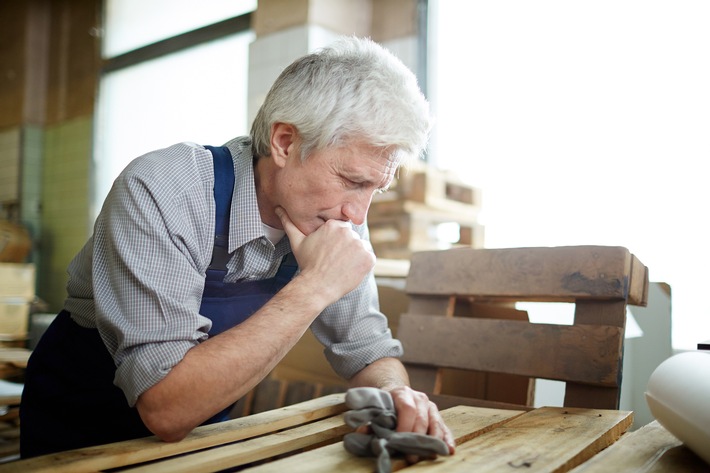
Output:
[399, 246, 649, 411]
[368, 200, 485, 259]
[375, 163, 482, 211]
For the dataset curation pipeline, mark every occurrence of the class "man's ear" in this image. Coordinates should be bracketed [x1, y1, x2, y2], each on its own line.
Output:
[270, 122, 298, 168]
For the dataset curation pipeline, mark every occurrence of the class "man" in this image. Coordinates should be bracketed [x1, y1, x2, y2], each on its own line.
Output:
[20, 36, 454, 459]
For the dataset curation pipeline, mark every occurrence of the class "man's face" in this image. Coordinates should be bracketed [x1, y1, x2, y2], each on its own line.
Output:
[275, 142, 399, 235]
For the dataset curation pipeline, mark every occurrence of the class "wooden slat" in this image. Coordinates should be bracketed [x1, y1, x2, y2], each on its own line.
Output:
[428, 394, 534, 412]
[0, 395, 21, 407]
[406, 365, 442, 394]
[250, 377, 286, 414]
[407, 295, 454, 316]
[411, 407, 632, 472]
[629, 253, 650, 307]
[563, 385, 622, 410]
[0, 348, 31, 368]
[242, 405, 524, 472]
[440, 301, 535, 407]
[398, 313, 623, 386]
[565, 300, 627, 409]
[568, 420, 709, 473]
[1, 393, 346, 473]
[406, 246, 648, 305]
[573, 300, 627, 327]
[121, 414, 351, 473]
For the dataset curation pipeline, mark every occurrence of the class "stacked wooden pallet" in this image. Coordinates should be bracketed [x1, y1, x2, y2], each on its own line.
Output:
[368, 163, 484, 259]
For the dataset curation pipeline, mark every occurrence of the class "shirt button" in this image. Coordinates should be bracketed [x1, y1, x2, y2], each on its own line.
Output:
[260, 239, 268, 246]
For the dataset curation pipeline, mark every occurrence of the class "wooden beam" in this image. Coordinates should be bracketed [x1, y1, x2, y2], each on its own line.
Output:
[398, 313, 623, 386]
[406, 246, 648, 305]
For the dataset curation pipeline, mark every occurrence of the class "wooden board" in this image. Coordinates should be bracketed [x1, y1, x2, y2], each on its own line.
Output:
[398, 313, 623, 386]
[567, 420, 709, 473]
[121, 414, 351, 473]
[372, 163, 482, 210]
[2, 394, 346, 473]
[243, 405, 524, 472]
[405, 246, 648, 306]
[408, 407, 632, 472]
[0, 348, 31, 368]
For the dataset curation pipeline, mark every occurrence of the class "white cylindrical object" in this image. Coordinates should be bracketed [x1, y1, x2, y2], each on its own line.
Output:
[645, 351, 710, 466]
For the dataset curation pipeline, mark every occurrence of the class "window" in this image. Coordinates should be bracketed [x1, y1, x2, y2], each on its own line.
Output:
[94, 1, 255, 214]
[429, 0, 710, 351]
[102, 0, 255, 57]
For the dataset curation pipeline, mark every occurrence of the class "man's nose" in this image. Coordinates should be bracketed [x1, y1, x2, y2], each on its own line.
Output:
[342, 192, 373, 226]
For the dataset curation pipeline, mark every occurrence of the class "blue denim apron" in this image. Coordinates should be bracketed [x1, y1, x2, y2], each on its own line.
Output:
[20, 146, 297, 458]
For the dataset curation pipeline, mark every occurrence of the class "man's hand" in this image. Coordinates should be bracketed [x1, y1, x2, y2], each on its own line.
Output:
[387, 385, 456, 457]
[349, 358, 456, 461]
[276, 207, 375, 306]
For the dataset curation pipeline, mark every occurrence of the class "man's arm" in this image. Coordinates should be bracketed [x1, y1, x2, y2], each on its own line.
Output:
[136, 209, 375, 441]
[348, 357, 456, 454]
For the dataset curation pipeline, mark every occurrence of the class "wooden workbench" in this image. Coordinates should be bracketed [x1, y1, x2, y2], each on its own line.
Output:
[2, 393, 706, 472]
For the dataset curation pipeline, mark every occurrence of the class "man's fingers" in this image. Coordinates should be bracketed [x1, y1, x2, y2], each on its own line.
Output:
[428, 402, 456, 454]
[389, 386, 456, 455]
[275, 207, 304, 249]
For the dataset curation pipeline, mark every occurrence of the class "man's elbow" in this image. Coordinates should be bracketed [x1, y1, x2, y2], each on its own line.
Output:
[136, 395, 192, 443]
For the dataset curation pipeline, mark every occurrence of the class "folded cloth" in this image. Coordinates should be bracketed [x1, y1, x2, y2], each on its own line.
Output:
[342, 387, 450, 473]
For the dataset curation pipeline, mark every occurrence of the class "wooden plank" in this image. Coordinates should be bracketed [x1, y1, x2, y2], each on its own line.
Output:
[398, 313, 623, 386]
[0, 395, 21, 406]
[629, 253, 650, 306]
[370, 191, 481, 218]
[229, 388, 255, 418]
[566, 300, 626, 408]
[568, 420, 709, 473]
[573, 300, 627, 327]
[0, 348, 31, 367]
[407, 295, 453, 316]
[405, 295, 452, 396]
[121, 414, 351, 473]
[1, 393, 346, 473]
[564, 385, 621, 410]
[442, 301, 535, 406]
[412, 407, 633, 472]
[406, 365, 442, 394]
[283, 380, 318, 407]
[428, 394, 534, 412]
[251, 377, 286, 413]
[242, 405, 524, 472]
[406, 246, 647, 304]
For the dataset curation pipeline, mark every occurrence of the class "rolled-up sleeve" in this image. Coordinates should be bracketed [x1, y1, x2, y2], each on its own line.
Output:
[309, 223, 403, 380]
[92, 145, 215, 405]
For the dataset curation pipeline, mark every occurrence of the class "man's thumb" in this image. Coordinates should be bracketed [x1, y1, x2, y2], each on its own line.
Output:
[275, 207, 304, 248]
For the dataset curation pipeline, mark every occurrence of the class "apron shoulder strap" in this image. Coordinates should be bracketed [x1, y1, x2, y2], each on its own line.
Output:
[203, 145, 234, 279]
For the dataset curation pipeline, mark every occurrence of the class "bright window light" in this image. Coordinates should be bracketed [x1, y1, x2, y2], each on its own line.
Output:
[431, 0, 710, 351]
[102, 0, 256, 57]
[94, 31, 253, 214]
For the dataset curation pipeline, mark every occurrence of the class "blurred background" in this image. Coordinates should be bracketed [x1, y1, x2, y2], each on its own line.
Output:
[0, 1, 708, 414]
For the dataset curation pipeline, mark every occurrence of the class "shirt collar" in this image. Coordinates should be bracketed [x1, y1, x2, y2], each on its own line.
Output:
[223, 136, 264, 251]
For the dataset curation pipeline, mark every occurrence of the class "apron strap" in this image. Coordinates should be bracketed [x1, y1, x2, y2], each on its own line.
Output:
[204, 145, 235, 280]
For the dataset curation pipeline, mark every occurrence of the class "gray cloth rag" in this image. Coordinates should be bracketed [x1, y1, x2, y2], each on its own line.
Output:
[342, 387, 450, 473]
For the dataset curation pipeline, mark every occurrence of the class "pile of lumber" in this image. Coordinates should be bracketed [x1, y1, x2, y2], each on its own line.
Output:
[368, 163, 484, 259]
